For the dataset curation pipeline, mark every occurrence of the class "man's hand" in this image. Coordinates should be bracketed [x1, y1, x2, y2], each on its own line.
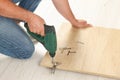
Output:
[27, 14, 45, 36]
[71, 19, 92, 28]
[52, 0, 92, 28]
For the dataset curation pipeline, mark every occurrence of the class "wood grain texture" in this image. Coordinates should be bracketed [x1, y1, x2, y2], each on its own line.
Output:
[40, 23, 120, 79]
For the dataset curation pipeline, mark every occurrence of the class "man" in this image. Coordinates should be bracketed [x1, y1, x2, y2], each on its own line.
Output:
[0, 0, 91, 59]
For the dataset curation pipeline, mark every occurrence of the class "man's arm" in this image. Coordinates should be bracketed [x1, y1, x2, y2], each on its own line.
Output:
[0, 0, 32, 22]
[0, 0, 45, 36]
[52, 0, 91, 28]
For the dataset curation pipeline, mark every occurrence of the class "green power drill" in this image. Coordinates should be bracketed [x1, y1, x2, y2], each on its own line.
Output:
[24, 23, 57, 60]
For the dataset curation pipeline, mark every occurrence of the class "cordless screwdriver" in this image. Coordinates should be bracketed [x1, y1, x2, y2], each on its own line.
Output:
[24, 23, 57, 59]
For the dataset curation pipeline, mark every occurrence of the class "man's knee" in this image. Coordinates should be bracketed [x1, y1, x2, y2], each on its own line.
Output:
[16, 42, 35, 59]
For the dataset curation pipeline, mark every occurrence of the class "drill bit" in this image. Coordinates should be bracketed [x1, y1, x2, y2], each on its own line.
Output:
[51, 57, 61, 74]
[51, 58, 57, 74]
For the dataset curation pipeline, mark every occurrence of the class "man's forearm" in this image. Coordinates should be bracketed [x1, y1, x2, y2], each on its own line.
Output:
[0, 0, 32, 22]
[52, 0, 76, 24]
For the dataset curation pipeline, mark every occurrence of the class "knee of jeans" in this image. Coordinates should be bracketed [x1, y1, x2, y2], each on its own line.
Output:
[16, 43, 35, 59]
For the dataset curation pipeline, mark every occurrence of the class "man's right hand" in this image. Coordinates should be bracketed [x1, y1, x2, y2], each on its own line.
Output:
[27, 13, 45, 36]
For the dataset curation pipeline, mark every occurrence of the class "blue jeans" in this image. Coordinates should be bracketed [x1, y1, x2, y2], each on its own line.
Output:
[0, 0, 41, 59]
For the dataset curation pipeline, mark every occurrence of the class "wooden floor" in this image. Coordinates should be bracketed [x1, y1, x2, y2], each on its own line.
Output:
[0, 0, 120, 80]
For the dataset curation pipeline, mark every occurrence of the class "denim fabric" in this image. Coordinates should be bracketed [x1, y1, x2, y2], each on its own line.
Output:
[0, 0, 41, 59]
[19, 0, 41, 12]
[12, 0, 41, 12]
[12, 0, 22, 3]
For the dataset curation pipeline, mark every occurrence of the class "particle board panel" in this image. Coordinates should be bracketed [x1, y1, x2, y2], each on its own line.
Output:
[40, 23, 120, 79]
